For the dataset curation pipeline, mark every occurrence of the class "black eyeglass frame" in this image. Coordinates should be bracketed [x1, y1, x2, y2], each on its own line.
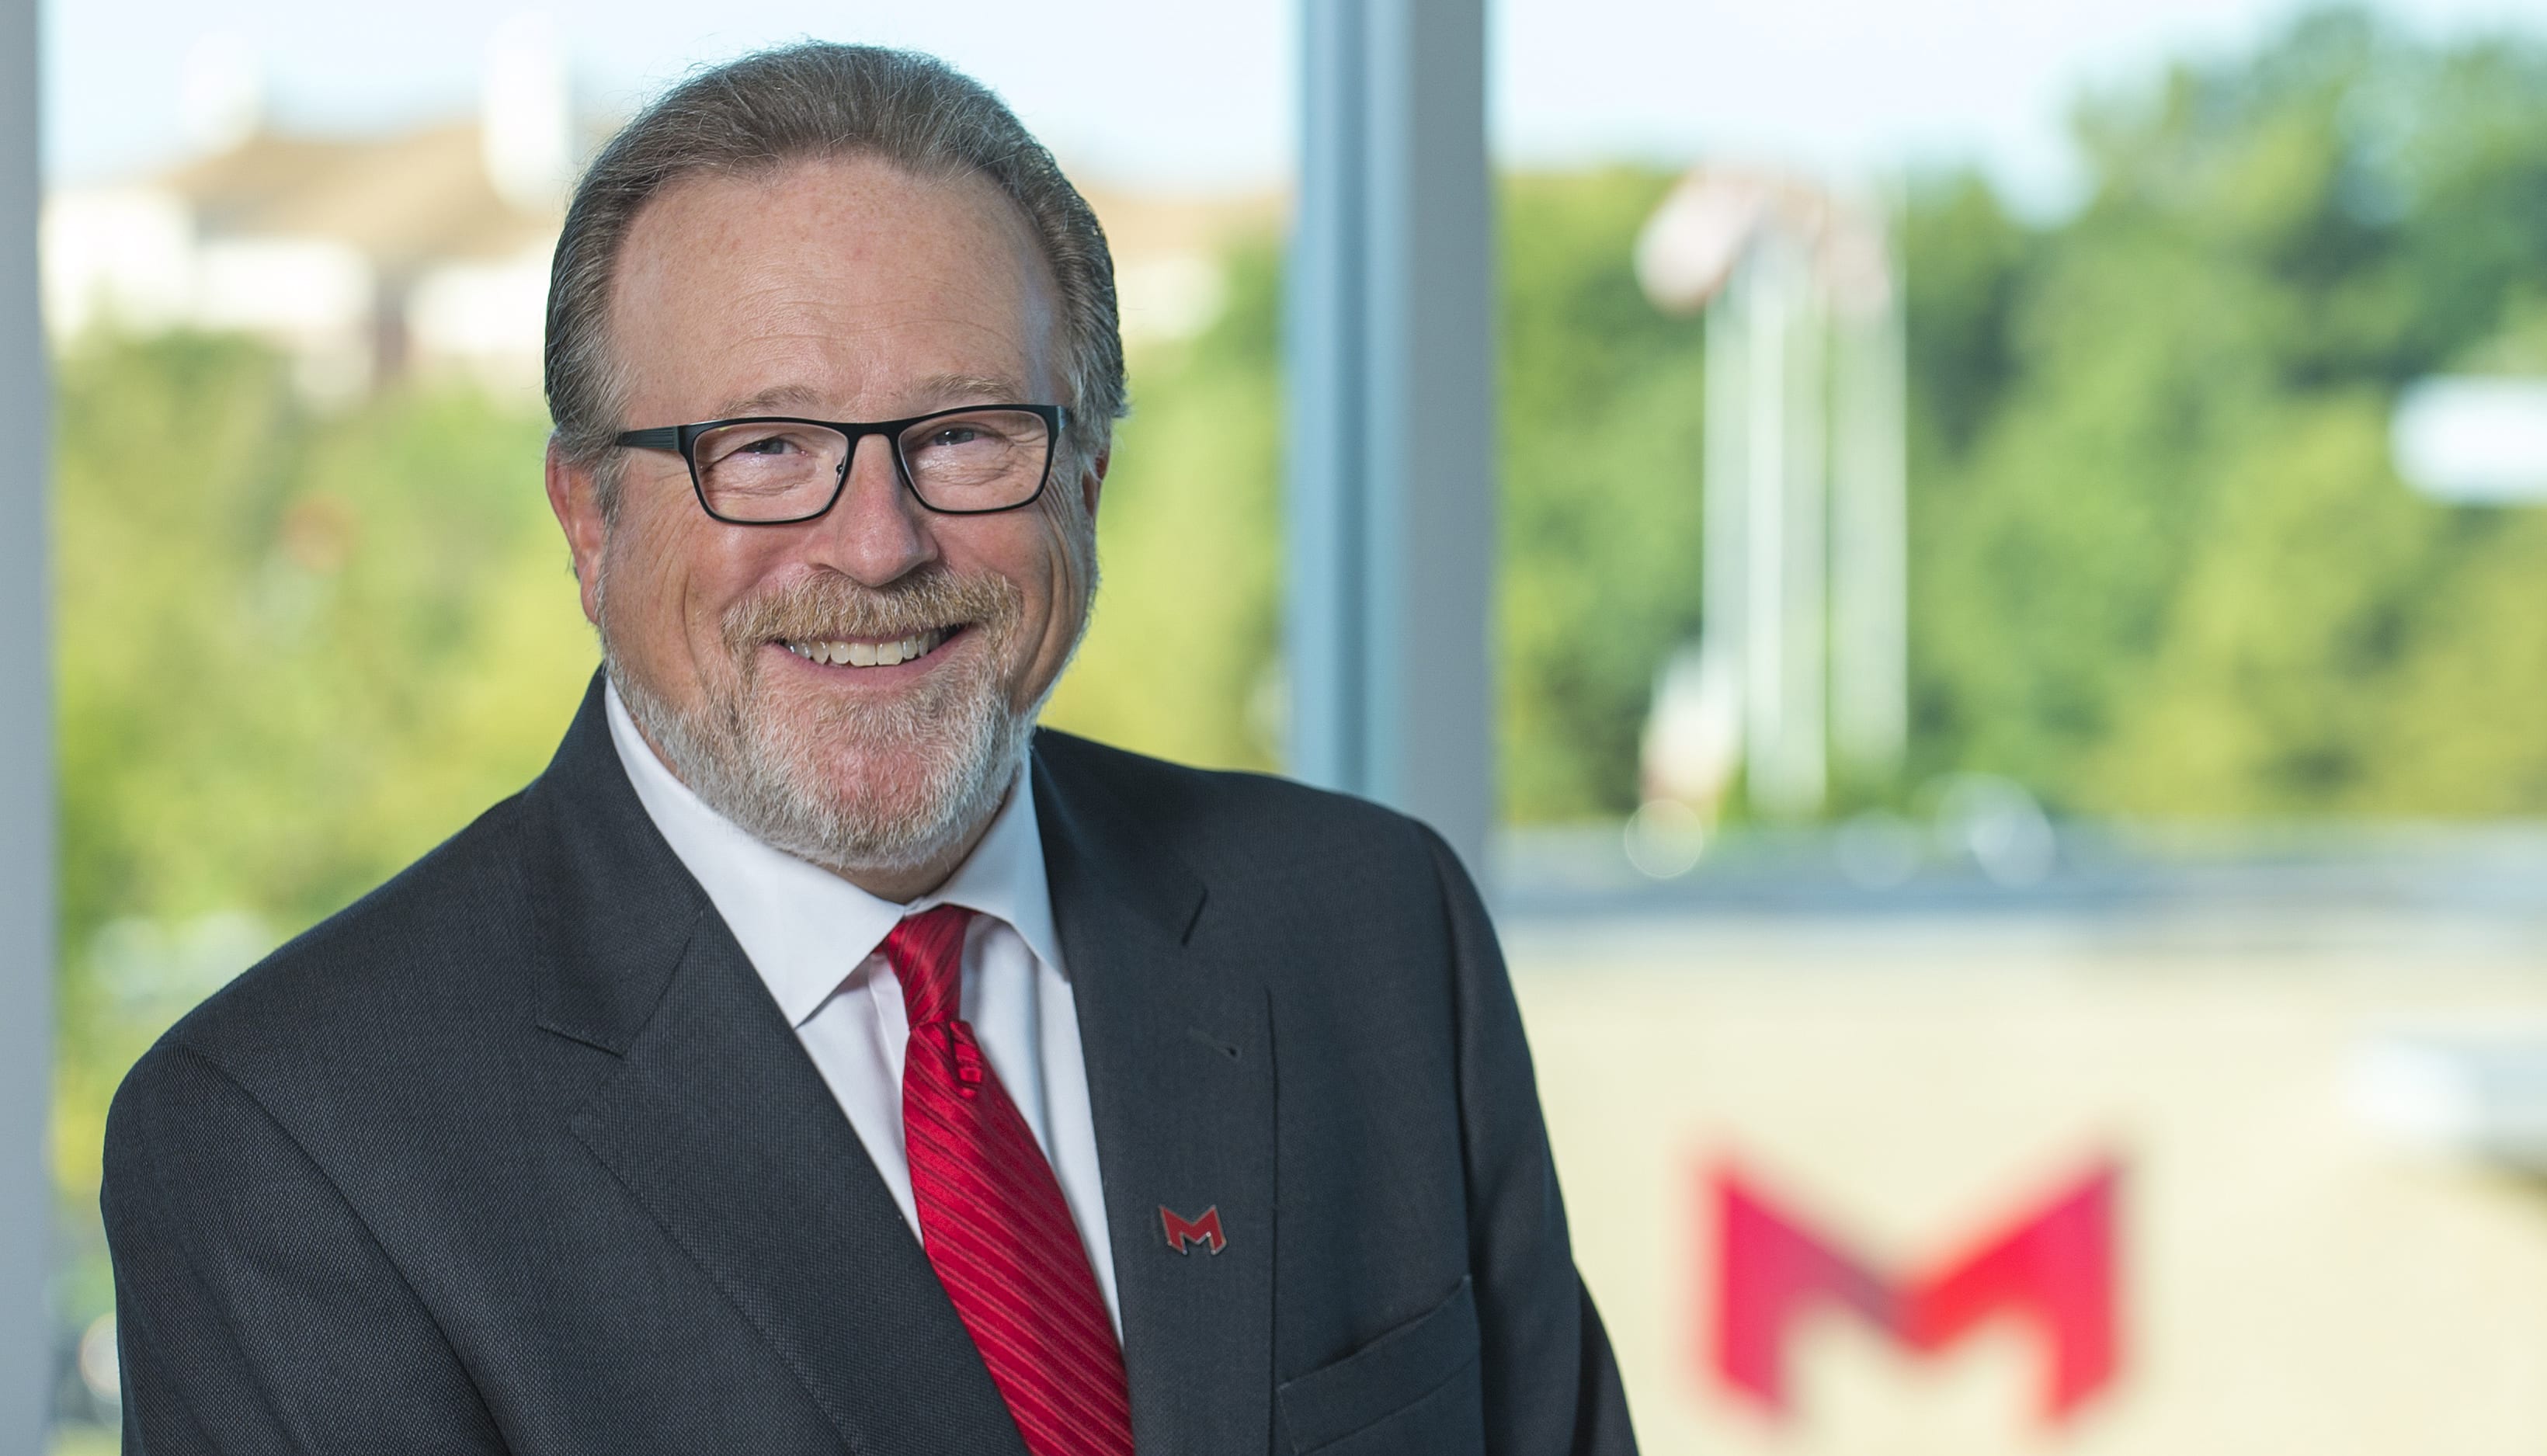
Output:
[613, 403, 1069, 523]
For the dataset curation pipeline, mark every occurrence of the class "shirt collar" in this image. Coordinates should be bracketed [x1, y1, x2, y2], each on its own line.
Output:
[919, 751, 1065, 981]
[603, 680, 1063, 1028]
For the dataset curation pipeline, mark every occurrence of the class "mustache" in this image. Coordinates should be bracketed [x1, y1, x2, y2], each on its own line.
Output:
[721, 567, 1020, 651]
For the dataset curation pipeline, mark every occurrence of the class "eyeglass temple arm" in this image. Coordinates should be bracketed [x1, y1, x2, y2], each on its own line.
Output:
[615, 427, 683, 451]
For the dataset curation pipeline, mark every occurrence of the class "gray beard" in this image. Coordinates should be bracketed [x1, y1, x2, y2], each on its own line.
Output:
[596, 565, 1045, 885]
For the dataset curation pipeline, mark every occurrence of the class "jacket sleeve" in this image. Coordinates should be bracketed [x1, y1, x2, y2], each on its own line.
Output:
[1420, 824, 1639, 1456]
[103, 1041, 506, 1454]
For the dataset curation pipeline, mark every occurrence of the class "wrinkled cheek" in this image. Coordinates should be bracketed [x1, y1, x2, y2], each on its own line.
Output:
[599, 533, 684, 658]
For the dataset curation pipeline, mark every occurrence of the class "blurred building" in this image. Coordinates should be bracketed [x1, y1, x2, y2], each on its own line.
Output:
[41, 22, 578, 401]
[39, 25, 1277, 407]
[1504, 846, 2547, 1455]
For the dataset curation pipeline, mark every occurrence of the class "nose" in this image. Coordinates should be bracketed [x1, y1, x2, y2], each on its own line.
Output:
[801, 433, 937, 586]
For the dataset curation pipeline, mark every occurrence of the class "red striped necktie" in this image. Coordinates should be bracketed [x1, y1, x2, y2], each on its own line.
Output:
[885, 905, 1136, 1456]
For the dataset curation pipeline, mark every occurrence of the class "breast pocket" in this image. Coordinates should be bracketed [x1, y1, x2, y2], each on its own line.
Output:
[1275, 1276, 1485, 1456]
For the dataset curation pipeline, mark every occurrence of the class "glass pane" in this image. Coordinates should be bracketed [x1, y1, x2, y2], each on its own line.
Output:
[1492, 1, 2547, 1450]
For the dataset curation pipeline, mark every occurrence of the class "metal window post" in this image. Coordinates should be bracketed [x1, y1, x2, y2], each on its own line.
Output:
[2, 0, 52, 1439]
[1287, 0, 1494, 876]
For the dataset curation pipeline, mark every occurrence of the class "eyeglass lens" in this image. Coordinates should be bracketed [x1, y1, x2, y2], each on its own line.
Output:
[690, 408, 1053, 520]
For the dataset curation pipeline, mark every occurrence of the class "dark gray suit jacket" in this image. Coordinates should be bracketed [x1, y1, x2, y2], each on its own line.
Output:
[103, 676, 1637, 1454]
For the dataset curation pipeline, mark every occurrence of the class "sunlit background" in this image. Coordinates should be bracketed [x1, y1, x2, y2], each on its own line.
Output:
[37, 0, 2547, 1448]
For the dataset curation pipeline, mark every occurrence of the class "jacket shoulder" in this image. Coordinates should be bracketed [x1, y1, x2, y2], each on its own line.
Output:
[1030, 728, 1454, 894]
[1034, 728, 1428, 835]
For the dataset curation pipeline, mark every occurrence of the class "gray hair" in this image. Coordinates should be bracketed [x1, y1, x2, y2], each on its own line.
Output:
[544, 43, 1125, 513]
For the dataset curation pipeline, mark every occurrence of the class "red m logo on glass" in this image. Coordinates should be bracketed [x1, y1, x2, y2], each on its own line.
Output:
[1711, 1158, 2121, 1425]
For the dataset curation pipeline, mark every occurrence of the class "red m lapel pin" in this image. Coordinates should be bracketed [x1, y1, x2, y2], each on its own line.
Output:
[1160, 1204, 1226, 1255]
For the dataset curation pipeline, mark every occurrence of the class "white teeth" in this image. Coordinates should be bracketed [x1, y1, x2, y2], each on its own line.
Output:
[787, 628, 949, 669]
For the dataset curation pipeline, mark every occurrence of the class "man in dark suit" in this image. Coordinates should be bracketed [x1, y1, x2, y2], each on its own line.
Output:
[102, 43, 1637, 1455]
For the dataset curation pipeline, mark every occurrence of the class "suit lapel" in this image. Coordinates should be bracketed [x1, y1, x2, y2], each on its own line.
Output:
[566, 920, 1027, 1455]
[529, 676, 1027, 1456]
[1034, 737, 1277, 1452]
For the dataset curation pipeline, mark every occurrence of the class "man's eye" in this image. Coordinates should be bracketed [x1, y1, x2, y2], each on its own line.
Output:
[926, 426, 987, 449]
[737, 434, 800, 456]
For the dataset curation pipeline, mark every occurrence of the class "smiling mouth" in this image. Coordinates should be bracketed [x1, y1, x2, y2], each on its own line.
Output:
[777, 625, 958, 669]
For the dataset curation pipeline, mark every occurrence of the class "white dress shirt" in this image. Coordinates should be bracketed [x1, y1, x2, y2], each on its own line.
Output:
[604, 683, 1121, 1331]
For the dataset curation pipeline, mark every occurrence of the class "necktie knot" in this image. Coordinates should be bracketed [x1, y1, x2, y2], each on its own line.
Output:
[881, 903, 974, 1029]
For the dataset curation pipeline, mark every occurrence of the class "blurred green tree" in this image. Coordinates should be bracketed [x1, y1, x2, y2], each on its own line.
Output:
[1497, 169, 1712, 822]
[52, 336, 591, 1263]
[1910, 8, 2547, 816]
[1042, 238, 1286, 771]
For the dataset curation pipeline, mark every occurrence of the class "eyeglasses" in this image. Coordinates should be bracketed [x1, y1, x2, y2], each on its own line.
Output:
[613, 404, 1067, 524]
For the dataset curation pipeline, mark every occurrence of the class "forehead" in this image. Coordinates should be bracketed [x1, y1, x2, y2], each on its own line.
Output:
[607, 153, 1062, 413]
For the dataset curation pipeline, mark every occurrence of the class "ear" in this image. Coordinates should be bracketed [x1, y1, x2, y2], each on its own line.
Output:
[544, 438, 608, 627]
[1077, 443, 1110, 518]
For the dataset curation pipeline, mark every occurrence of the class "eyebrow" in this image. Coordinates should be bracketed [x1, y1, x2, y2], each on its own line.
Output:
[912, 371, 1031, 405]
[708, 372, 1034, 422]
[710, 383, 833, 419]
